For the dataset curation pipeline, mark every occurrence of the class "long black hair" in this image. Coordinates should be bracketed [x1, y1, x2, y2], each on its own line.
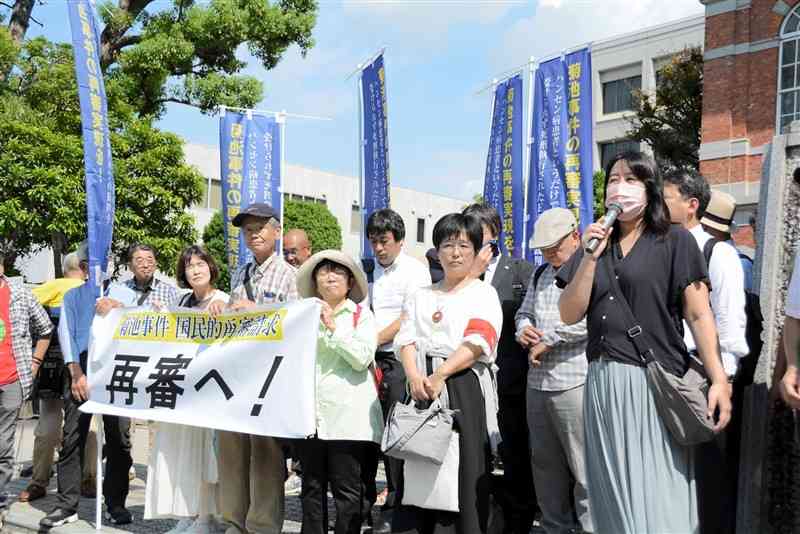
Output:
[604, 151, 671, 236]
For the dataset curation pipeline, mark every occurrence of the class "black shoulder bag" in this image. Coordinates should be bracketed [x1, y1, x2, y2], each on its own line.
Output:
[601, 252, 716, 446]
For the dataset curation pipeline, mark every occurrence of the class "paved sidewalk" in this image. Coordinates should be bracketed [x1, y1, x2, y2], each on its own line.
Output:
[5, 417, 544, 533]
[3, 418, 347, 533]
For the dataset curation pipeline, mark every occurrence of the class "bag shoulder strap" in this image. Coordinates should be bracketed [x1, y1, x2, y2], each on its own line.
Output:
[533, 263, 548, 291]
[179, 292, 195, 307]
[393, 401, 446, 451]
[703, 238, 720, 267]
[243, 264, 256, 302]
[601, 252, 655, 364]
[353, 303, 362, 328]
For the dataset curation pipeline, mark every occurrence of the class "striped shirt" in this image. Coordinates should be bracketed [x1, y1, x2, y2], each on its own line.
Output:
[1, 276, 53, 398]
[514, 264, 588, 392]
[231, 253, 298, 305]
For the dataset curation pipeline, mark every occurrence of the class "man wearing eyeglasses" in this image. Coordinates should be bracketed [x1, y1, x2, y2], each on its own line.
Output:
[283, 228, 312, 269]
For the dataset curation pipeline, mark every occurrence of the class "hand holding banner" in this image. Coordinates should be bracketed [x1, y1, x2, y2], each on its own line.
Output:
[80, 299, 320, 438]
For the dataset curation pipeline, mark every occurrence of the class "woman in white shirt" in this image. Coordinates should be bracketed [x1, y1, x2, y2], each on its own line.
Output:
[391, 213, 503, 534]
[144, 245, 228, 534]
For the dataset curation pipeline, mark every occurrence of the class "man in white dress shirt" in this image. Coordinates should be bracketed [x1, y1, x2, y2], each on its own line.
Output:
[361, 208, 431, 533]
[664, 170, 748, 534]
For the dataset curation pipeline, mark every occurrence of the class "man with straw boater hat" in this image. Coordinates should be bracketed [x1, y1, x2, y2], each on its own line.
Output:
[294, 249, 383, 534]
[514, 207, 592, 534]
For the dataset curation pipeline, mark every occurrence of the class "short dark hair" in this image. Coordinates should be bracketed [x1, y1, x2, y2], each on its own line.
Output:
[433, 213, 483, 253]
[366, 209, 405, 242]
[127, 243, 156, 262]
[175, 245, 219, 289]
[312, 258, 354, 281]
[462, 203, 501, 238]
[663, 169, 711, 218]
[604, 151, 671, 236]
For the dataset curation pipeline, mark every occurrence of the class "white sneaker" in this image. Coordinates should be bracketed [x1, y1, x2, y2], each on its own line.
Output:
[165, 518, 194, 534]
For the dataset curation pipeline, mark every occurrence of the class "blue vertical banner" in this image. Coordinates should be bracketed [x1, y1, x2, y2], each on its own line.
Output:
[525, 49, 593, 263]
[68, 0, 115, 293]
[219, 111, 282, 274]
[564, 49, 594, 231]
[360, 53, 390, 258]
[483, 74, 524, 257]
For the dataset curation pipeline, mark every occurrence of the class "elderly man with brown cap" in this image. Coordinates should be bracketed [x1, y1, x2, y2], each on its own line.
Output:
[208, 202, 298, 534]
[514, 208, 592, 534]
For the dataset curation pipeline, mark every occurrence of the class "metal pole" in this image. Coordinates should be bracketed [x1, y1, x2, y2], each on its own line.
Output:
[277, 111, 286, 256]
[523, 56, 536, 250]
[483, 78, 499, 202]
[356, 68, 365, 259]
[215, 105, 332, 122]
[95, 416, 103, 530]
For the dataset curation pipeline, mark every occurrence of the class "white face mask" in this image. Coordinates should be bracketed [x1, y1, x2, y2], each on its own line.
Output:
[606, 181, 647, 222]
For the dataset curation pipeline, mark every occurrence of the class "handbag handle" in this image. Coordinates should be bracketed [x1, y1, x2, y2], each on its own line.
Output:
[600, 251, 656, 365]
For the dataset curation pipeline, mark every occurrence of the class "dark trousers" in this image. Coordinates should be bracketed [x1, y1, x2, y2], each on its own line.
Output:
[497, 391, 537, 534]
[296, 438, 368, 534]
[56, 359, 132, 513]
[392, 366, 492, 534]
[697, 379, 743, 534]
[363, 353, 406, 517]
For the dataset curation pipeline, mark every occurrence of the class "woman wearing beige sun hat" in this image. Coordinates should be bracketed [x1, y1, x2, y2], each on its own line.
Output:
[294, 250, 382, 534]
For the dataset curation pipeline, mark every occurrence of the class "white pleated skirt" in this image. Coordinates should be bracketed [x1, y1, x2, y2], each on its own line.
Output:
[144, 422, 218, 519]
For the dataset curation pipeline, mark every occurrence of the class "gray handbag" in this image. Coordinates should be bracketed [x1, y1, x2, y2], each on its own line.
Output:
[381, 398, 455, 465]
[603, 253, 716, 446]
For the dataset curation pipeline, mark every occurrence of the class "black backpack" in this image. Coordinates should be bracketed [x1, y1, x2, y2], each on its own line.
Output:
[703, 239, 763, 385]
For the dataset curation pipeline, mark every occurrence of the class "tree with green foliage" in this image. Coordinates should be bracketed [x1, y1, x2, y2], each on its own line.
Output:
[201, 210, 230, 291]
[593, 170, 606, 221]
[627, 47, 703, 172]
[201, 200, 342, 291]
[283, 200, 342, 252]
[0, 0, 317, 275]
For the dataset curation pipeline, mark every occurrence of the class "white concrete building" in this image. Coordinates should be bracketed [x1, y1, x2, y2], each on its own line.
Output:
[184, 143, 466, 263]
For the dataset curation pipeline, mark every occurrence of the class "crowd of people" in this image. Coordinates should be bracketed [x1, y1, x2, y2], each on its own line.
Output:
[0, 149, 798, 534]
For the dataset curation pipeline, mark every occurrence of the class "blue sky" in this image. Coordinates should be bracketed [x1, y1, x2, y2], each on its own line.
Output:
[28, 0, 704, 200]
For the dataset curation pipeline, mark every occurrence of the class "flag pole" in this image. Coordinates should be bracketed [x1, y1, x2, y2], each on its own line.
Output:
[278, 110, 287, 256]
[356, 65, 365, 258]
[523, 56, 535, 251]
[95, 419, 103, 530]
[482, 78, 498, 200]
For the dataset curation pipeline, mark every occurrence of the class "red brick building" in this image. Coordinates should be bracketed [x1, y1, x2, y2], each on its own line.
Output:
[700, 0, 800, 247]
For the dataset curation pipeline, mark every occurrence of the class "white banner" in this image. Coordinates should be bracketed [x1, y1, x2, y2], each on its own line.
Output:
[80, 299, 321, 439]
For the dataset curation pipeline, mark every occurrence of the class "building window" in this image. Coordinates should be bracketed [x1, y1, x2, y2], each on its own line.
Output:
[602, 75, 641, 114]
[282, 192, 326, 205]
[779, 8, 800, 132]
[599, 139, 640, 171]
[351, 204, 362, 234]
[416, 218, 425, 243]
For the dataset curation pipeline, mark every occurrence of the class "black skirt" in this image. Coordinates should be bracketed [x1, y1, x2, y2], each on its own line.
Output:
[391, 365, 492, 534]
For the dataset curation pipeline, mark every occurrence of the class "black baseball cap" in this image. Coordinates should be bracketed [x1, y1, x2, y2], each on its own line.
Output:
[232, 202, 280, 227]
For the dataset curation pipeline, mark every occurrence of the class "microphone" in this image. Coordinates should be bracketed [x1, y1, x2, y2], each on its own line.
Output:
[584, 202, 623, 254]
